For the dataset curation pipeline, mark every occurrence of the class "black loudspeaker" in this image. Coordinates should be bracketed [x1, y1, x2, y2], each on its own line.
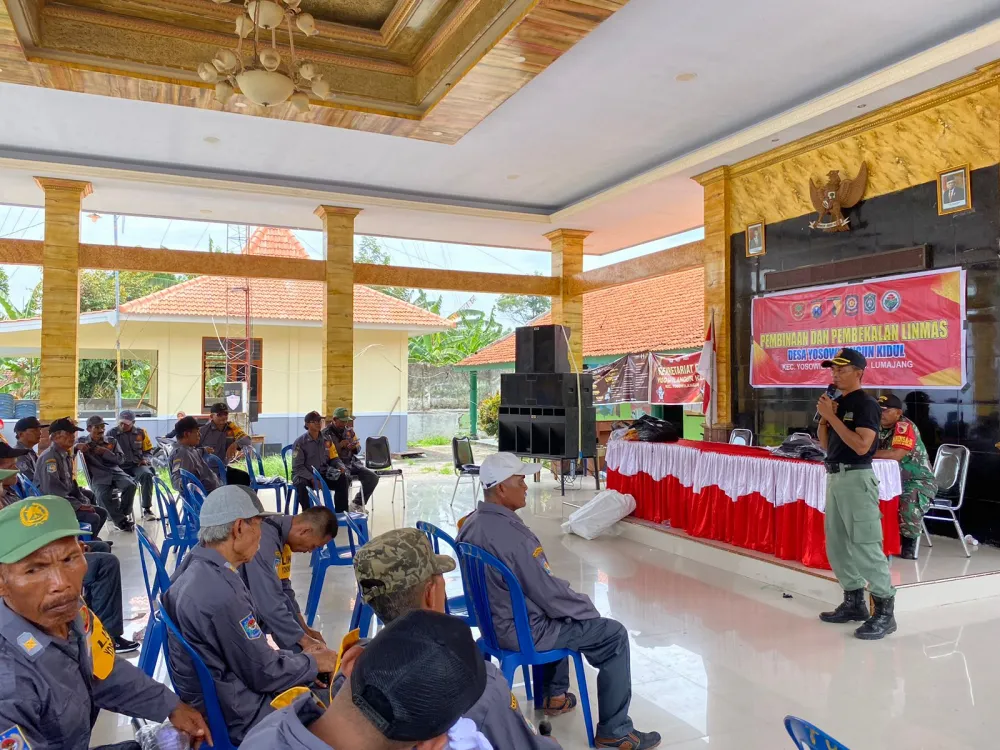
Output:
[497, 406, 596, 459]
[500, 373, 593, 408]
[515, 325, 571, 373]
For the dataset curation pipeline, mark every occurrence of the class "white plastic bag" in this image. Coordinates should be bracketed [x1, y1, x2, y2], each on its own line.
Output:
[561, 490, 636, 540]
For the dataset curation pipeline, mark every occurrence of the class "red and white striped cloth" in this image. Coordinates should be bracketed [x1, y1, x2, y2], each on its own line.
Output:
[606, 439, 902, 569]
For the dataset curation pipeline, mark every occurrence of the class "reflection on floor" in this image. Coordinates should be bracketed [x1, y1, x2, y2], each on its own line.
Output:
[91, 477, 1000, 749]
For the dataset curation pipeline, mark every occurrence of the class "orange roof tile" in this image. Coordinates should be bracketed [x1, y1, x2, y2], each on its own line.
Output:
[458, 267, 704, 366]
[115, 227, 452, 330]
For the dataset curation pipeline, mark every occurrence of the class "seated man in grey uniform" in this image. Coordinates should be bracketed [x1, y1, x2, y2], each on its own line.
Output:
[169, 415, 221, 494]
[78, 415, 137, 533]
[0, 495, 210, 750]
[162, 485, 339, 746]
[13, 416, 47, 479]
[291, 411, 349, 510]
[351, 527, 562, 749]
[106, 410, 156, 521]
[457, 452, 662, 750]
[200, 402, 252, 486]
[241, 610, 487, 750]
[241, 506, 337, 651]
[35, 418, 110, 540]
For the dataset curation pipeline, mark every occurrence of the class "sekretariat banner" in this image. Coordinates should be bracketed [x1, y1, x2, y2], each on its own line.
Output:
[648, 352, 703, 405]
[750, 268, 966, 389]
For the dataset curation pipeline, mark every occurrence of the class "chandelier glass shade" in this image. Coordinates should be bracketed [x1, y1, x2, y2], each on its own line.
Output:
[200, 0, 328, 111]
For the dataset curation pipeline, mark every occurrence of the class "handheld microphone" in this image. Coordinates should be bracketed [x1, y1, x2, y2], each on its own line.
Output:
[814, 384, 838, 422]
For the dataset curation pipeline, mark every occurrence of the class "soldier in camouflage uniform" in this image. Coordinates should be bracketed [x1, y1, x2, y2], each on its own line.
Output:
[875, 395, 936, 560]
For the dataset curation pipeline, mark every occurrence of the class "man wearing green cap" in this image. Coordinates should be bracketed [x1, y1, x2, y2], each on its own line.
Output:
[323, 407, 377, 513]
[0, 495, 211, 750]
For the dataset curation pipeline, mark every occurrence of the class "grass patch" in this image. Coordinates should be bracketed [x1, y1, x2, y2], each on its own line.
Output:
[439, 466, 454, 476]
[409, 436, 451, 447]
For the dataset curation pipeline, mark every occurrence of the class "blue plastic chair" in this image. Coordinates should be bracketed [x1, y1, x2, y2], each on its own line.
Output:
[204, 453, 227, 486]
[158, 605, 238, 750]
[15, 474, 41, 498]
[136, 524, 173, 606]
[153, 476, 193, 568]
[182, 483, 206, 537]
[457, 542, 595, 747]
[416, 521, 475, 627]
[244, 446, 288, 513]
[281, 444, 304, 514]
[784, 716, 849, 749]
[341, 512, 379, 637]
[138, 612, 167, 682]
[303, 467, 370, 627]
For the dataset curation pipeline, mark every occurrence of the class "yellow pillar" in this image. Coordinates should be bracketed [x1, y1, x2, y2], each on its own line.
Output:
[546, 229, 590, 372]
[693, 166, 732, 425]
[35, 177, 91, 422]
[315, 205, 361, 416]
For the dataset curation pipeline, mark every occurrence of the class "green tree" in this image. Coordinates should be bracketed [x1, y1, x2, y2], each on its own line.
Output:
[79, 270, 189, 312]
[355, 236, 414, 302]
[478, 392, 501, 437]
[0, 285, 42, 398]
[495, 274, 551, 325]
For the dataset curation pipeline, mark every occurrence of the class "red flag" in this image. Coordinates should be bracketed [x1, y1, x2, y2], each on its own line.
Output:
[696, 313, 716, 425]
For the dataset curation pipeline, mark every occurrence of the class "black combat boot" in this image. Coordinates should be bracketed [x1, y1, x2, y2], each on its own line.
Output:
[819, 588, 869, 623]
[854, 595, 897, 640]
[899, 536, 918, 560]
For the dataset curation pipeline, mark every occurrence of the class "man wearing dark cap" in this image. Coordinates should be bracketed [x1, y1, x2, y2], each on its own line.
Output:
[201, 402, 252, 486]
[34, 417, 110, 539]
[13, 416, 47, 478]
[163, 485, 339, 745]
[875, 394, 936, 560]
[291, 411, 349, 511]
[78, 416, 136, 533]
[241, 609, 487, 750]
[169, 415, 221, 494]
[0, 495, 210, 750]
[352, 528, 561, 749]
[816, 348, 896, 639]
[106, 410, 156, 521]
[0, 445, 30, 510]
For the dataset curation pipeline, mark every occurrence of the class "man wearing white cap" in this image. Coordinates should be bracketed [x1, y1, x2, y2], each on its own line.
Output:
[456, 453, 661, 750]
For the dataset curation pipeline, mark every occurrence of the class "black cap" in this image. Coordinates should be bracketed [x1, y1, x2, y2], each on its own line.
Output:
[0, 443, 29, 459]
[878, 394, 904, 410]
[351, 610, 486, 742]
[304, 410, 323, 425]
[86, 415, 107, 428]
[174, 415, 201, 437]
[209, 402, 230, 416]
[821, 348, 867, 370]
[13, 417, 48, 434]
[49, 418, 84, 434]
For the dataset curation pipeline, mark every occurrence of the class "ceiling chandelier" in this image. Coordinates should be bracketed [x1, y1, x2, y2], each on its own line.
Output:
[198, 0, 330, 111]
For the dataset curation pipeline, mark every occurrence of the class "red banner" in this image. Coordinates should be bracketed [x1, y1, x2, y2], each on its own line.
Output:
[750, 268, 966, 388]
[649, 352, 703, 404]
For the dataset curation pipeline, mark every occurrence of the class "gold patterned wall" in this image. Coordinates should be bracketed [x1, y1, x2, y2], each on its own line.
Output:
[727, 72, 1000, 236]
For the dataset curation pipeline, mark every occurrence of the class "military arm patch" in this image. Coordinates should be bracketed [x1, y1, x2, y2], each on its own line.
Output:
[240, 613, 263, 640]
[0, 725, 31, 750]
[16, 633, 42, 657]
[45, 460, 57, 474]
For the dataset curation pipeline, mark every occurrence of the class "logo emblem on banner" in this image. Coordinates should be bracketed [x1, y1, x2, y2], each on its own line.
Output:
[810, 300, 824, 319]
[863, 292, 877, 315]
[845, 294, 859, 316]
[881, 290, 902, 313]
[827, 297, 842, 317]
[791, 302, 806, 321]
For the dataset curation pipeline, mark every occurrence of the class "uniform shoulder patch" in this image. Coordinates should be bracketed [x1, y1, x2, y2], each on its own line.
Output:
[532, 546, 544, 558]
[895, 421, 910, 435]
[45, 460, 57, 474]
[510, 692, 519, 711]
[240, 613, 263, 640]
[16, 632, 42, 657]
[0, 724, 31, 749]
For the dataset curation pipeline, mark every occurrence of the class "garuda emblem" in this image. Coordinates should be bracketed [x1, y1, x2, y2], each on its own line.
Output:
[809, 163, 867, 232]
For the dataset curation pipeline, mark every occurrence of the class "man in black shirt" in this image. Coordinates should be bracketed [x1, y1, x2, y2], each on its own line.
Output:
[816, 348, 896, 640]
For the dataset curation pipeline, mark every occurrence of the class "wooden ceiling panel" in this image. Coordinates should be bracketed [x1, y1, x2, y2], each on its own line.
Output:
[0, 0, 628, 142]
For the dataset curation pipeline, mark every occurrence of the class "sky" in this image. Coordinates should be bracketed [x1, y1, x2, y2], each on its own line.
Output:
[0, 205, 703, 327]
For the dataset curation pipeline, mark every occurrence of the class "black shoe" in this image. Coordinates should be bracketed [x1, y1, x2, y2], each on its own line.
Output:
[115, 521, 135, 533]
[899, 536, 918, 560]
[596, 730, 661, 749]
[114, 636, 140, 654]
[819, 588, 869, 623]
[142, 509, 157, 522]
[855, 594, 897, 640]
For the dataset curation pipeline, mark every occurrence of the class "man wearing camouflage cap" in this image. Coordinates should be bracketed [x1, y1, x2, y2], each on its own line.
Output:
[0, 495, 210, 749]
[349, 527, 561, 749]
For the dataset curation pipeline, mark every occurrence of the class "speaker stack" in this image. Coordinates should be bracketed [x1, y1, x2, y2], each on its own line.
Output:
[498, 324, 596, 459]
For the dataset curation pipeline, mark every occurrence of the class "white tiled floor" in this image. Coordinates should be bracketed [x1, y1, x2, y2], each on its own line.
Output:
[92, 477, 1000, 749]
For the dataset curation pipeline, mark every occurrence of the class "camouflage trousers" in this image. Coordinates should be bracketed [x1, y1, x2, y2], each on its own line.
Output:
[898, 482, 935, 539]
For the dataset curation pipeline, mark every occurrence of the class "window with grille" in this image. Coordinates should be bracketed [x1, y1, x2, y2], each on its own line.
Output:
[202, 337, 262, 413]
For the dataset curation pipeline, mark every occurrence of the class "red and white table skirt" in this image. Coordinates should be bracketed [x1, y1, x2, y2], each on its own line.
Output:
[605, 439, 902, 570]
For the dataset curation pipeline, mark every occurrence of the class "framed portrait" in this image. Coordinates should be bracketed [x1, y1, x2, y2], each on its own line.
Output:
[938, 165, 971, 215]
[746, 221, 765, 257]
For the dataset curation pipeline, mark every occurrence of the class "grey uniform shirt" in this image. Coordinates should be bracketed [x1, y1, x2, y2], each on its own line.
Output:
[162, 545, 318, 744]
[199, 422, 251, 462]
[291, 432, 340, 485]
[106, 426, 152, 468]
[76, 437, 130, 487]
[0, 599, 179, 750]
[241, 515, 305, 650]
[456, 502, 599, 651]
[15, 440, 36, 477]
[169, 443, 221, 493]
[240, 693, 330, 750]
[34, 443, 84, 508]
